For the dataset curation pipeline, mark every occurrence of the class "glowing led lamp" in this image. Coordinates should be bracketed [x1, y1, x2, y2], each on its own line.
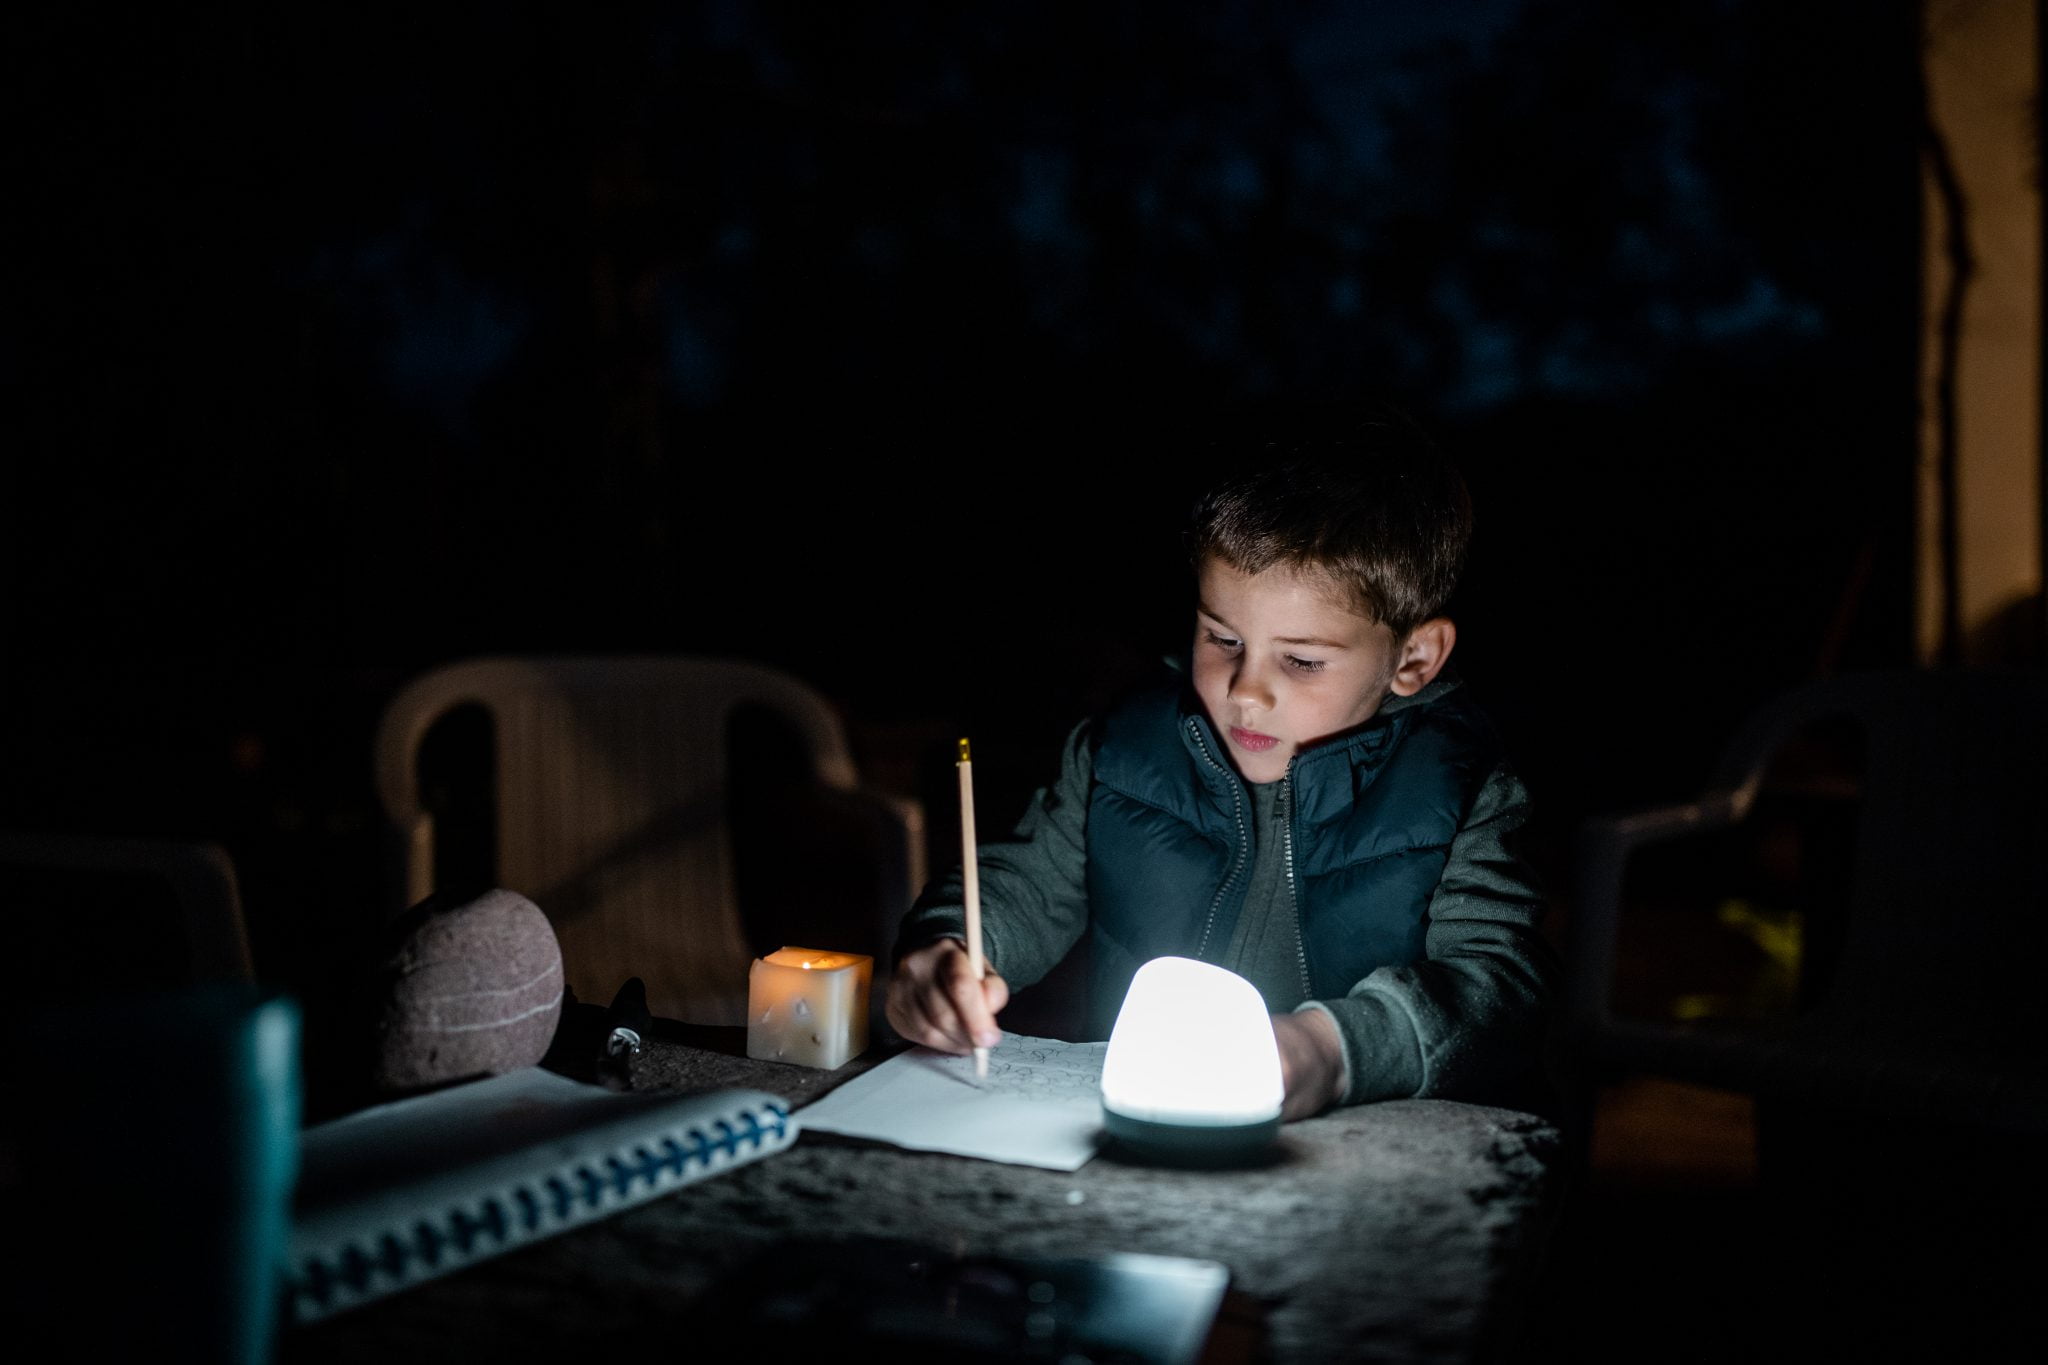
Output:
[1100, 957, 1283, 1163]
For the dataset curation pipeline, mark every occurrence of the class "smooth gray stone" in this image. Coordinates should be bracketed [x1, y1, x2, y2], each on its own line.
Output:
[371, 888, 564, 1092]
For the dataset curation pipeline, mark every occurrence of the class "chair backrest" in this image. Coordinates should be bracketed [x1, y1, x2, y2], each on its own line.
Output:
[0, 831, 254, 997]
[1707, 668, 2047, 1032]
[373, 656, 889, 1027]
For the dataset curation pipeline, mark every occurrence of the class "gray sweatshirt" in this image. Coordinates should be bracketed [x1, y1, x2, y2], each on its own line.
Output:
[898, 678, 1559, 1111]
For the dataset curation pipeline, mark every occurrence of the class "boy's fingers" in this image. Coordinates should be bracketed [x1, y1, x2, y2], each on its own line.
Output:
[943, 958, 1004, 1050]
[944, 975, 993, 1048]
[929, 993, 977, 1054]
[884, 937, 1004, 1054]
[968, 974, 1010, 1053]
[890, 984, 967, 1054]
[882, 985, 927, 1044]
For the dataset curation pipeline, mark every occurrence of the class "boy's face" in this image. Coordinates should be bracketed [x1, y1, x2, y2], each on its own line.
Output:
[1191, 558, 1402, 784]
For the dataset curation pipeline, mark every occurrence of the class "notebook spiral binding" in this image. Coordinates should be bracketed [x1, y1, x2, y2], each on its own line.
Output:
[288, 1083, 796, 1325]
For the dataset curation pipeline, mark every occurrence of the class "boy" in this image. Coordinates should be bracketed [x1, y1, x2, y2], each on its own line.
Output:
[886, 418, 1557, 1120]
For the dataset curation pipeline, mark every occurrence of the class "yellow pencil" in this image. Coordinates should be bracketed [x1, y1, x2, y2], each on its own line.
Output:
[957, 737, 987, 1078]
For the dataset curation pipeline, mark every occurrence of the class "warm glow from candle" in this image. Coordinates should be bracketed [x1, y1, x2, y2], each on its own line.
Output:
[748, 947, 872, 1069]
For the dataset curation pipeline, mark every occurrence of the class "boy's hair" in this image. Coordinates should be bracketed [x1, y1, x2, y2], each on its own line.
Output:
[1185, 409, 1472, 638]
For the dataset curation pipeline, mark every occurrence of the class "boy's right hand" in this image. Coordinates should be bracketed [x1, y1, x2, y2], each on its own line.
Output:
[884, 937, 1009, 1056]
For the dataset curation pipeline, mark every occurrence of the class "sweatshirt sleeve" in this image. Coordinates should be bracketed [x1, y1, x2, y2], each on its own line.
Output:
[1296, 761, 1559, 1109]
[891, 718, 1097, 991]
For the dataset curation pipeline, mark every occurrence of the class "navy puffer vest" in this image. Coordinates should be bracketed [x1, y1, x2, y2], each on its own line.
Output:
[1081, 675, 1501, 1037]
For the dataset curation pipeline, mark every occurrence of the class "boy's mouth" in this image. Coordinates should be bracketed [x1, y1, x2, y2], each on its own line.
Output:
[1229, 726, 1280, 753]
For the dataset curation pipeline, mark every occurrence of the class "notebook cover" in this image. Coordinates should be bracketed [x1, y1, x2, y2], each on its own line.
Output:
[287, 1067, 796, 1323]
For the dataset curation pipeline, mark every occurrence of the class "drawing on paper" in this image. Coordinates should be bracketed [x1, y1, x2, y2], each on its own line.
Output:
[928, 1040, 1108, 1104]
[799, 1031, 1108, 1170]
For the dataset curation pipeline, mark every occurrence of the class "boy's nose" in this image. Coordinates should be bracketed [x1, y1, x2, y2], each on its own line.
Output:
[1228, 662, 1274, 709]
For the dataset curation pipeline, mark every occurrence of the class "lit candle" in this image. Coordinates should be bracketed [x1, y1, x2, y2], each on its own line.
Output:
[746, 947, 872, 1069]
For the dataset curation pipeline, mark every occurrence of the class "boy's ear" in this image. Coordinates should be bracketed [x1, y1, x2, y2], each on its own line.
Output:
[1387, 617, 1456, 697]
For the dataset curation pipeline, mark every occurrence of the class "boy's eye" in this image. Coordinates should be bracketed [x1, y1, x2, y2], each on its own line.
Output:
[1203, 630, 1242, 652]
[1286, 655, 1327, 674]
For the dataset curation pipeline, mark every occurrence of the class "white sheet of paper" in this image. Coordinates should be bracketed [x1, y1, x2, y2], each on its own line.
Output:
[798, 1034, 1109, 1170]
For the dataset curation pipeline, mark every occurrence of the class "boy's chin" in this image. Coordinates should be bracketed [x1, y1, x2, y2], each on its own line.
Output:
[1229, 750, 1292, 784]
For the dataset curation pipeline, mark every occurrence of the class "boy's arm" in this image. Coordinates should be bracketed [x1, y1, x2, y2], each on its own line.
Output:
[1295, 762, 1559, 1110]
[892, 718, 1097, 993]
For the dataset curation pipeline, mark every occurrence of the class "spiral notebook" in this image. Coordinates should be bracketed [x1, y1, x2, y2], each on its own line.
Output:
[287, 1068, 797, 1324]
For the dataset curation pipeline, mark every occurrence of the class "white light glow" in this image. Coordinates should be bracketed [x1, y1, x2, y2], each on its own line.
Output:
[1100, 957, 1283, 1126]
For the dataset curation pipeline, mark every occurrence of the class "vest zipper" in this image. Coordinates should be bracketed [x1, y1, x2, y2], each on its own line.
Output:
[1281, 770, 1313, 1000]
[1186, 717, 1247, 963]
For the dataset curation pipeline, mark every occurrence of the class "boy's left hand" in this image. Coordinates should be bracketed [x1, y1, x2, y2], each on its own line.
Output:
[1272, 1009, 1346, 1121]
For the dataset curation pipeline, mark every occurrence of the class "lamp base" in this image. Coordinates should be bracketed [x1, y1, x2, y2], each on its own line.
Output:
[1102, 1106, 1282, 1167]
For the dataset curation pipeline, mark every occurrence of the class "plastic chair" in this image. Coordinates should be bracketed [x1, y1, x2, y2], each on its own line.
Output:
[1563, 666, 2048, 1154]
[0, 830, 255, 997]
[1560, 670, 2048, 1353]
[373, 656, 925, 1027]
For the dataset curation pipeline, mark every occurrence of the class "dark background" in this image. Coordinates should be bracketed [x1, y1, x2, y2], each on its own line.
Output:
[7, 1, 1924, 1018]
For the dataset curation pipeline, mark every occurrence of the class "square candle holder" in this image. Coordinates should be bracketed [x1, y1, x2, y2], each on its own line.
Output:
[746, 947, 872, 1069]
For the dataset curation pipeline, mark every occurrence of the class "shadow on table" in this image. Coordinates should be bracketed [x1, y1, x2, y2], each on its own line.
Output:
[678, 1234, 1239, 1365]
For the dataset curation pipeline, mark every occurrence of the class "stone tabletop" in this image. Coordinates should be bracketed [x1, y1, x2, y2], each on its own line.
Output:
[281, 1011, 1561, 1364]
